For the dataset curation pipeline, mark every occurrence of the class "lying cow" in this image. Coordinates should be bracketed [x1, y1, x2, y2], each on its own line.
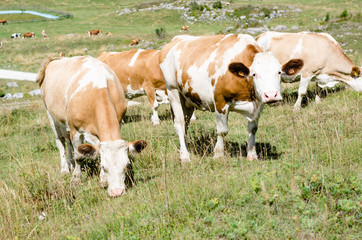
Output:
[87, 29, 102, 37]
[11, 33, 21, 38]
[129, 38, 140, 46]
[256, 31, 362, 110]
[160, 34, 303, 162]
[0, 19, 7, 25]
[23, 32, 35, 38]
[98, 49, 168, 125]
[36, 56, 147, 197]
[180, 26, 190, 32]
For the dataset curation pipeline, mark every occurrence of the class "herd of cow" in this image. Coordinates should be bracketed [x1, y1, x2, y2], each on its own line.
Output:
[36, 31, 361, 197]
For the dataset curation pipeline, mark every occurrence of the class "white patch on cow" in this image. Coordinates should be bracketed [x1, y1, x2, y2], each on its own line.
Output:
[256, 31, 285, 51]
[290, 34, 304, 59]
[124, 84, 145, 99]
[128, 49, 144, 67]
[345, 77, 362, 91]
[155, 90, 169, 104]
[230, 101, 262, 122]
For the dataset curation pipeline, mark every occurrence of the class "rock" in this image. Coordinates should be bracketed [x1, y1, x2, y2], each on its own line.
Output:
[13, 93, 24, 99]
[274, 25, 288, 31]
[29, 89, 41, 96]
[290, 25, 299, 30]
[224, 26, 235, 33]
[240, 27, 269, 35]
[3, 93, 13, 100]
[7, 82, 18, 88]
[293, 9, 302, 12]
[240, 15, 246, 20]
[108, 45, 114, 51]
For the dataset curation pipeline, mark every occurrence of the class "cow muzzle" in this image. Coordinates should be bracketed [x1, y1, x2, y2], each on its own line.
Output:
[263, 91, 282, 106]
[109, 188, 125, 198]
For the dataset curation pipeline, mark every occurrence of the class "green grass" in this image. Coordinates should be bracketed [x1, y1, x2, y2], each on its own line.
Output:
[0, 0, 361, 239]
[0, 13, 45, 21]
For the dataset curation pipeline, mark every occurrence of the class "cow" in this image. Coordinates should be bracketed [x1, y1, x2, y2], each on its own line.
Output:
[129, 38, 140, 46]
[0, 19, 7, 25]
[23, 32, 35, 38]
[256, 31, 362, 111]
[98, 49, 168, 126]
[11, 33, 21, 38]
[0, 41, 2, 48]
[42, 30, 48, 38]
[87, 29, 102, 37]
[106, 32, 112, 36]
[159, 34, 303, 163]
[180, 26, 190, 32]
[36, 56, 147, 197]
[59, 52, 65, 57]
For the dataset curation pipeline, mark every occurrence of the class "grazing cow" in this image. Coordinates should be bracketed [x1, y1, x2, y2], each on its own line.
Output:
[180, 26, 190, 32]
[129, 38, 140, 46]
[0, 19, 7, 25]
[98, 49, 168, 125]
[36, 56, 147, 197]
[11, 33, 21, 38]
[42, 30, 48, 38]
[87, 29, 102, 37]
[23, 32, 35, 38]
[159, 34, 303, 162]
[106, 32, 112, 36]
[59, 52, 65, 57]
[256, 31, 362, 110]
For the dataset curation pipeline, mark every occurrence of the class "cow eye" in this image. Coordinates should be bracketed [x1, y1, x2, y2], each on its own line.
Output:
[252, 73, 256, 77]
[278, 71, 282, 74]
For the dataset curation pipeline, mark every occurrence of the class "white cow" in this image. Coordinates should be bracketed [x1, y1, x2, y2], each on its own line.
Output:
[159, 34, 303, 162]
[36, 56, 147, 197]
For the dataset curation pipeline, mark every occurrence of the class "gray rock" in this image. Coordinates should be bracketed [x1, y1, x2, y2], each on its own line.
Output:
[290, 25, 299, 30]
[13, 93, 24, 99]
[7, 82, 18, 88]
[3, 93, 13, 100]
[29, 89, 41, 96]
[108, 45, 114, 51]
[274, 25, 288, 31]
[241, 27, 269, 35]
[293, 9, 302, 12]
[224, 26, 236, 33]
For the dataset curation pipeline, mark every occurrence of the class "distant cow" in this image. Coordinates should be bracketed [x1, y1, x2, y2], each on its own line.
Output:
[98, 49, 168, 125]
[11, 33, 21, 38]
[0, 42, 2, 48]
[106, 32, 112, 36]
[180, 26, 190, 32]
[0, 19, 7, 25]
[23, 32, 35, 38]
[59, 52, 65, 57]
[42, 30, 48, 38]
[256, 31, 362, 110]
[36, 56, 147, 197]
[129, 38, 140, 46]
[87, 29, 102, 37]
[160, 34, 303, 162]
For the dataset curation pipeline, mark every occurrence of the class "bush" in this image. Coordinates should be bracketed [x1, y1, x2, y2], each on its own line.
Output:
[324, 12, 330, 22]
[155, 27, 166, 39]
[212, 1, 222, 9]
[339, 9, 348, 18]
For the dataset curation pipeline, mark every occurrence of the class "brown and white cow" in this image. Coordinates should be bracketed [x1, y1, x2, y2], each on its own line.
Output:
[180, 26, 190, 32]
[160, 34, 303, 162]
[42, 30, 48, 38]
[98, 49, 168, 125]
[0, 19, 7, 25]
[256, 31, 362, 111]
[129, 38, 140, 46]
[87, 29, 102, 37]
[36, 56, 147, 197]
[23, 32, 35, 38]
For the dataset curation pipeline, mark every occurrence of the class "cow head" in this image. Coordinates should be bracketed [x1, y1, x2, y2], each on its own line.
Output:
[346, 66, 362, 91]
[77, 139, 147, 197]
[228, 52, 303, 105]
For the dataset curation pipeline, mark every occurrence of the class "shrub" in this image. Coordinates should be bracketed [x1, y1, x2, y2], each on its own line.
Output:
[339, 9, 348, 18]
[155, 27, 167, 39]
[212, 1, 222, 9]
[324, 12, 330, 22]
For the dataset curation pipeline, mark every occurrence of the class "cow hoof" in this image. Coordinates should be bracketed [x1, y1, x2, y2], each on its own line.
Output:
[61, 169, 70, 176]
[246, 155, 258, 161]
[71, 177, 81, 185]
[293, 106, 301, 112]
[213, 152, 224, 159]
[179, 157, 191, 163]
[152, 121, 160, 126]
[315, 95, 322, 104]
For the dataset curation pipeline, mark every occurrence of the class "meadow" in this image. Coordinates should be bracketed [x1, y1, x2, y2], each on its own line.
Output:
[0, 0, 361, 239]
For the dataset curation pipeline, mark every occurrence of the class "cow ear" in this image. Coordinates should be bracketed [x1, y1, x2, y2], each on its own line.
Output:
[282, 59, 304, 76]
[351, 66, 361, 78]
[77, 144, 99, 160]
[228, 62, 250, 78]
[128, 140, 147, 154]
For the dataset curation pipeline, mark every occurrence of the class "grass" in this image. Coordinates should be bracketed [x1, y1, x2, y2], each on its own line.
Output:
[0, 0, 361, 239]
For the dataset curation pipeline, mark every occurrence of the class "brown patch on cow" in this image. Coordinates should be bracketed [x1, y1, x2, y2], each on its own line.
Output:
[351, 66, 361, 78]
[241, 44, 261, 67]
[211, 78, 215, 86]
[78, 144, 98, 158]
[228, 62, 250, 78]
[132, 140, 148, 153]
[282, 59, 304, 76]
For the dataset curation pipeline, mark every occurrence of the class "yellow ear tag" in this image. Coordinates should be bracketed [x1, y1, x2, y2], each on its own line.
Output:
[289, 69, 295, 75]
[238, 71, 245, 77]
[353, 71, 359, 77]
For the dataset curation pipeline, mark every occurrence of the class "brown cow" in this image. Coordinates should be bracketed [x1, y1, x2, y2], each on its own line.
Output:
[129, 38, 140, 46]
[98, 49, 168, 125]
[87, 29, 102, 37]
[180, 26, 190, 32]
[0, 19, 7, 25]
[36, 56, 147, 197]
[23, 32, 35, 38]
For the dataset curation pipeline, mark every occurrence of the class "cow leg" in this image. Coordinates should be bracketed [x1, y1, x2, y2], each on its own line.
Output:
[214, 106, 230, 159]
[294, 76, 313, 111]
[145, 87, 161, 126]
[168, 89, 191, 163]
[46, 111, 70, 174]
[71, 132, 84, 184]
[246, 120, 259, 161]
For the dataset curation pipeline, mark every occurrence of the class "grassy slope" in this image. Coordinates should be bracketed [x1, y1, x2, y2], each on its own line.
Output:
[0, 0, 361, 239]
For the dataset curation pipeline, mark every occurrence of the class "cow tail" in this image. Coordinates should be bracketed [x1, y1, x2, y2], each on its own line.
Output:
[36, 57, 59, 86]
